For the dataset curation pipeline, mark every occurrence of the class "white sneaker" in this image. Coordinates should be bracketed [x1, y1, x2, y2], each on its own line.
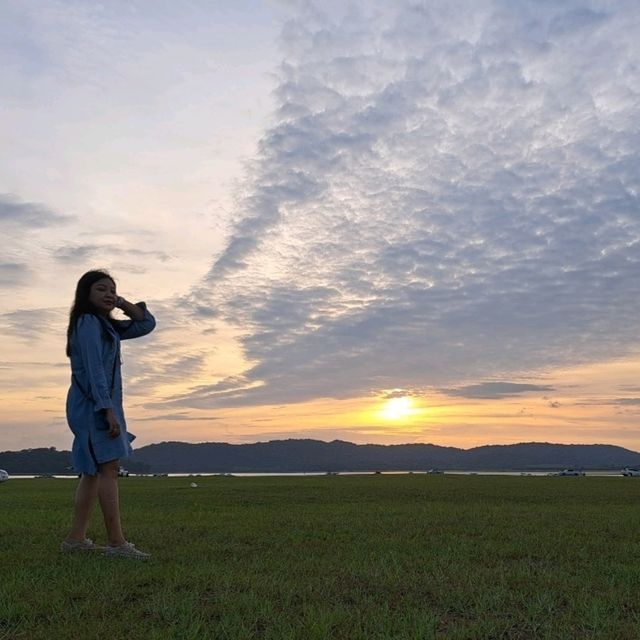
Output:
[61, 538, 105, 553]
[105, 541, 150, 560]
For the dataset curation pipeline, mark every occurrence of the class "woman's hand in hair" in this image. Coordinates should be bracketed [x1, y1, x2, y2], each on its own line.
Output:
[104, 408, 121, 439]
[115, 296, 145, 321]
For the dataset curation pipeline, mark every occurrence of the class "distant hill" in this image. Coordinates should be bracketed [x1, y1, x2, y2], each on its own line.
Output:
[0, 447, 150, 475]
[133, 440, 640, 473]
[3, 440, 640, 474]
[0, 447, 74, 475]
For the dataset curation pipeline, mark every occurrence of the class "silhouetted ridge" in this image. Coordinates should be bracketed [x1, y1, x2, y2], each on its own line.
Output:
[3, 440, 640, 474]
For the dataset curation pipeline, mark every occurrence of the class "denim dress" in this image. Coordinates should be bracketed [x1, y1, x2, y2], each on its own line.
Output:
[66, 305, 156, 475]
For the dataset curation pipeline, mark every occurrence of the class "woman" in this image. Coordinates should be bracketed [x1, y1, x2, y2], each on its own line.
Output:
[61, 270, 156, 559]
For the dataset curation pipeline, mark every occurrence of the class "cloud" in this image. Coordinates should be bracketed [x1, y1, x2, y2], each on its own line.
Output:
[380, 388, 427, 400]
[170, 0, 640, 409]
[145, 374, 261, 410]
[53, 246, 106, 263]
[573, 397, 640, 411]
[0, 361, 67, 368]
[441, 382, 555, 400]
[52, 245, 173, 264]
[0, 263, 30, 287]
[0, 194, 73, 292]
[0, 308, 66, 342]
[123, 348, 206, 398]
[0, 193, 70, 228]
[135, 412, 220, 422]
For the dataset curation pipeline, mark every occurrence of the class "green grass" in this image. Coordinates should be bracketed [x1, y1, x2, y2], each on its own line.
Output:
[2, 475, 640, 639]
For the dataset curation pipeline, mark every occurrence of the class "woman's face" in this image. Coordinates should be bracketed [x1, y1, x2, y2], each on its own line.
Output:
[89, 278, 117, 316]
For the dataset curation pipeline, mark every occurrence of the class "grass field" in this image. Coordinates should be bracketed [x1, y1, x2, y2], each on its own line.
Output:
[1, 474, 640, 640]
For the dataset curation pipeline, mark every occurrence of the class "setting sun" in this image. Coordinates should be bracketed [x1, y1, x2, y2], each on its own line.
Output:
[380, 396, 414, 420]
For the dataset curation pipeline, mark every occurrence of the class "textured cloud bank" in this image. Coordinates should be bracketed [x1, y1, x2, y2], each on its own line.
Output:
[0, 194, 70, 228]
[0, 194, 73, 291]
[183, 0, 640, 409]
[442, 382, 555, 400]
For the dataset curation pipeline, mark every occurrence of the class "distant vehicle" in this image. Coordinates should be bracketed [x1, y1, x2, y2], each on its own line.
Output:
[426, 469, 443, 474]
[622, 468, 640, 477]
[118, 466, 129, 477]
[556, 469, 586, 476]
[0, 469, 9, 483]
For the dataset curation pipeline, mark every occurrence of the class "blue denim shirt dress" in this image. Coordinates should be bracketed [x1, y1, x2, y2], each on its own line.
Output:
[66, 304, 156, 475]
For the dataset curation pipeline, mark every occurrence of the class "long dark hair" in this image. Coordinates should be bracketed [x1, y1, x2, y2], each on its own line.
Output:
[66, 270, 116, 357]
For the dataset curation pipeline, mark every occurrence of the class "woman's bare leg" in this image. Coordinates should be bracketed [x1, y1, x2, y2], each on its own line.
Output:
[66, 473, 99, 542]
[97, 460, 127, 547]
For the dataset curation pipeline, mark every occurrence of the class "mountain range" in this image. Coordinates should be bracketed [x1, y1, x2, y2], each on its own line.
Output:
[2, 439, 640, 474]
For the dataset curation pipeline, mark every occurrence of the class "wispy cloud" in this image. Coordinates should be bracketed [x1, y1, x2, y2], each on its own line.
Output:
[442, 382, 555, 400]
[0, 308, 66, 342]
[135, 412, 220, 422]
[52, 244, 173, 263]
[0, 194, 73, 292]
[577, 397, 640, 407]
[167, 0, 640, 410]
[0, 263, 30, 287]
[0, 193, 71, 228]
[615, 398, 640, 406]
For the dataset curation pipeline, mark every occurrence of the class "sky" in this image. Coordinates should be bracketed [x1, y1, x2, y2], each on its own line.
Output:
[2, 0, 640, 453]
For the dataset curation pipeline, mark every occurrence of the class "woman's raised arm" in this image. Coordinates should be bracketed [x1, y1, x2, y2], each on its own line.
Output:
[112, 300, 156, 340]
